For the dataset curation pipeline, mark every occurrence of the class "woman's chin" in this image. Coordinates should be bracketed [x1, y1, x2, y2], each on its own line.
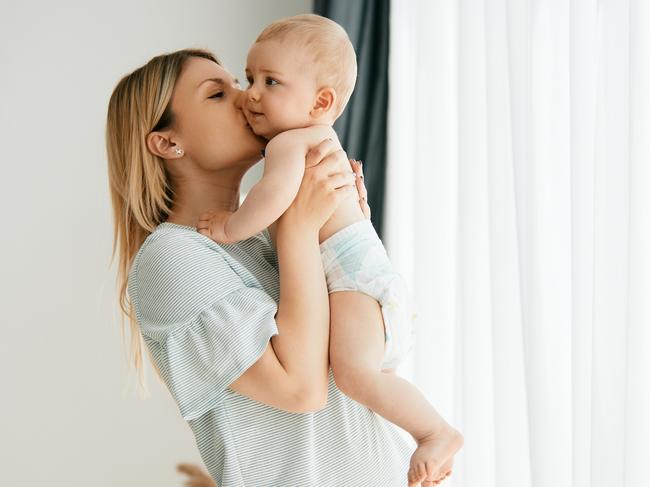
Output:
[244, 134, 267, 160]
[244, 121, 266, 143]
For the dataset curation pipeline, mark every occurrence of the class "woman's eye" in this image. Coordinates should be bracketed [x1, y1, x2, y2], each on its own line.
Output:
[209, 92, 224, 99]
[266, 77, 278, 86]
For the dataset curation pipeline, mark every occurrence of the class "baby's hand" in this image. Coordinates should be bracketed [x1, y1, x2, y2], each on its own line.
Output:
[197, 208, 237, 244]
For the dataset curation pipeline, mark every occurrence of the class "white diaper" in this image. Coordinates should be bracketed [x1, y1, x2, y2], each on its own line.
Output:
[319, 219, 416, 370]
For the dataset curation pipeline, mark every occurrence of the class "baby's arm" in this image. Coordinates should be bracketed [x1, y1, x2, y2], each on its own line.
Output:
[218, 125, 339, 243]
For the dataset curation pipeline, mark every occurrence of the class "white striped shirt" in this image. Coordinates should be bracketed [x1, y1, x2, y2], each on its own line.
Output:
[128, 222, 414, 486]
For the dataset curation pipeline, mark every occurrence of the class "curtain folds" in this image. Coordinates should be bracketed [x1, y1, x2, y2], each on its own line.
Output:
[385, 1, 650, 486]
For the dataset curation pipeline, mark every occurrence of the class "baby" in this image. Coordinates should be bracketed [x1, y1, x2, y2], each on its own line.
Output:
[199, 14, 463, 485]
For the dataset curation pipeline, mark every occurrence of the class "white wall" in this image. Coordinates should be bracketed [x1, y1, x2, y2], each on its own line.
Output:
[0, 1, 311, 485]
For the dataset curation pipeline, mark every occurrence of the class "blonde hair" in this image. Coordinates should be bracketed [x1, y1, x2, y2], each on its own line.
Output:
[106, 48, 220, 394]
[256, 13, 357, 117]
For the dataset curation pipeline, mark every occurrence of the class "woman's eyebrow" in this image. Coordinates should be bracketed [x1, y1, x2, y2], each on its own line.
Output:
[198, 77, 240, 88]
[198, 77, 225, 88]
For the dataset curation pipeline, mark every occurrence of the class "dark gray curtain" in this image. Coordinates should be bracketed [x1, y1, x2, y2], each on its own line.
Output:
[313, 0, 390, 237]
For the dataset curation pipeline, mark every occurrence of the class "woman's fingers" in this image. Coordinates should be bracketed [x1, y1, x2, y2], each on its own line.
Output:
[349, 159, 370, 219]
[309, 148, 349, 177]
[351, 160, 367, 198]
[176, 463, 217, 487]
[327, 171, 357, 208]
[305, 137, 339, 168]
[327, 171, 357, 190]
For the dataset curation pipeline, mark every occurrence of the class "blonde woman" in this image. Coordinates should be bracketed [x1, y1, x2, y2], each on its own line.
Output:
[107, 49, 435, 487]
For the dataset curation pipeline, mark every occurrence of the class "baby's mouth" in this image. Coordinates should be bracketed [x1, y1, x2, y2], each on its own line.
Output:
[244, 109, 264, 129]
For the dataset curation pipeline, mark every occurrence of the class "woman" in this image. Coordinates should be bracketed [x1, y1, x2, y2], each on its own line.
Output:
[107, 49, 443, 487]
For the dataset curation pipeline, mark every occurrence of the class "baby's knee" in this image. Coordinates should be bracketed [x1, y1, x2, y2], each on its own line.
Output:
[331, 361, 375, 399]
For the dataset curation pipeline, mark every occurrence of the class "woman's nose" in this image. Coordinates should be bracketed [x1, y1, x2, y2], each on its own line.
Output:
[234, 88, 246, 109]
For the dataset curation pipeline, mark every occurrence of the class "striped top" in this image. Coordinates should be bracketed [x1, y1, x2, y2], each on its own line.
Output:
[127, 221, 414, 486]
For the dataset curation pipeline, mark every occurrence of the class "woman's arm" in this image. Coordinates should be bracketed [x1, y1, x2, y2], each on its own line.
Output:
[266, 157, 369, 249]
[228, 139, 358, 412]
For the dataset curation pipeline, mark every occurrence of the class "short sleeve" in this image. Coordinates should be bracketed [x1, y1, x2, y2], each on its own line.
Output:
[150, 287, 279, 420]
[129, 232, 279, 420]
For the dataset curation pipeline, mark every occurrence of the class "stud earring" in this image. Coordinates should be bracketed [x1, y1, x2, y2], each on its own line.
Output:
[174, 147, 184, 156]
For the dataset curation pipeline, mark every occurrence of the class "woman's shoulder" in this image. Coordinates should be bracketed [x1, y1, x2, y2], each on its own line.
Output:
[129, 224, 227, 288]
[128, 223, 245, 327]
[129, 222, 274, 283]
[131, 223, 218, 270]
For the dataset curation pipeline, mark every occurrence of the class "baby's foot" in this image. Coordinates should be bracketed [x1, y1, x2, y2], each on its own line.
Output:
[407, 424, 464, 486]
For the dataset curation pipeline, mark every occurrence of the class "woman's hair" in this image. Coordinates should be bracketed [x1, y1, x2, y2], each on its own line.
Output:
[106, 48, 220, 393]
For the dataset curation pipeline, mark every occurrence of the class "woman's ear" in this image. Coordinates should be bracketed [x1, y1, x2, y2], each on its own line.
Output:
[146, 131, 184, 159]
[310, 87, 337, 119]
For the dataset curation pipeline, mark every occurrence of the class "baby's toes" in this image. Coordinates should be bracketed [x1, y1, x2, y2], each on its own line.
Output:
[408, 466, 421, 484]
[425, 459, 444, 478]
[438, 458, 454, 478]
[417, 463, 428, 481]
[432, 469, 451, 485]
[408, 464, 425, 484]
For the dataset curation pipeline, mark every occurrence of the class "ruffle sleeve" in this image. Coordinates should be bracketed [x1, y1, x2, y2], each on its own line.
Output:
[129, 231, 279, 420]
[150, 286, 279, 420]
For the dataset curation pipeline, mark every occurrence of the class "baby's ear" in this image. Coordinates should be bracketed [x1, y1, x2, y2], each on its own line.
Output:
[311, 87, 337, 119]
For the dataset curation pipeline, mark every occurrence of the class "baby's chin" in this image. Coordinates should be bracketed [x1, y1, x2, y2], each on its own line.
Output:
[249, 116, 312, 139]
[252, 124, 283, 140]
[244, 117, 270, 140]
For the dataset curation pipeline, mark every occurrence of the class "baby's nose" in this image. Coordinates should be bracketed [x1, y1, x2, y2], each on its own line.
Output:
[247, 86, 260, 101]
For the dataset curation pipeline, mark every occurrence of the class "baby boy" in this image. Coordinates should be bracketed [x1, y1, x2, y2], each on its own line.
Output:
[199, 14, 463, 486]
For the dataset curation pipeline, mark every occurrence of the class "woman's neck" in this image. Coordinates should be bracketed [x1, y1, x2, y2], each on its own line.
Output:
[165, 171, 244, 228]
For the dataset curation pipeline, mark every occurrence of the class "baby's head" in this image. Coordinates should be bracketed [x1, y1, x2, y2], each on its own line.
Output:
[243, 14, 357, 139]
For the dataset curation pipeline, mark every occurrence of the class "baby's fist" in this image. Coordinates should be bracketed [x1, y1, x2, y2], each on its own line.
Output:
[197, 208, 237, 244]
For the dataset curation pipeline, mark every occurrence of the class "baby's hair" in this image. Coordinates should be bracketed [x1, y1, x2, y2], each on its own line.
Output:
[255, 13, 357, 118]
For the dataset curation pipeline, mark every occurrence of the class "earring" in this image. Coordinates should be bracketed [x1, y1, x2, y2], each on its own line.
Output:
[174, 147, 184, 156]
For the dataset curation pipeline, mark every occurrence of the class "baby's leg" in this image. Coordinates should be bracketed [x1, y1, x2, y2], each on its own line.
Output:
[329, 291, 463, 485]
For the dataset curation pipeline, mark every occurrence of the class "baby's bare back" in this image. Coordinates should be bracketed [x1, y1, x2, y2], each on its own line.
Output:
[268, 124, 365, 243]
[298, 127, 365, 243]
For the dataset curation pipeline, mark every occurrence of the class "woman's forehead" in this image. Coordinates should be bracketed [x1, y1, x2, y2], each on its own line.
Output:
[181, 57, 235, 88]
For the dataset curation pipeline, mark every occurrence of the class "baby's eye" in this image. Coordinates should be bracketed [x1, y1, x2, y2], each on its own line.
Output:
[208, 92, 224, 99]
[245, 77, 253, 87]
[265, 77, 279, 86]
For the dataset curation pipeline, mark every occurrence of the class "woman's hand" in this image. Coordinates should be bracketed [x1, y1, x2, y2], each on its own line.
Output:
[349, 159, 370, 220]
[278, 138, 357, 234]
[176, 463, 217, 487]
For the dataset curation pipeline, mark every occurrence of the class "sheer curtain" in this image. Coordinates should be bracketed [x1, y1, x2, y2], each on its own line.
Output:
[384, 1, 649, 486]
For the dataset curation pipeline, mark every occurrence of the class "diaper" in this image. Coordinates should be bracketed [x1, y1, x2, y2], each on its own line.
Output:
[319, 219, 416, 370]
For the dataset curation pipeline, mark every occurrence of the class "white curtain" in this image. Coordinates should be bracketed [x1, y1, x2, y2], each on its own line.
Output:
[385, 1, 650, 486]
